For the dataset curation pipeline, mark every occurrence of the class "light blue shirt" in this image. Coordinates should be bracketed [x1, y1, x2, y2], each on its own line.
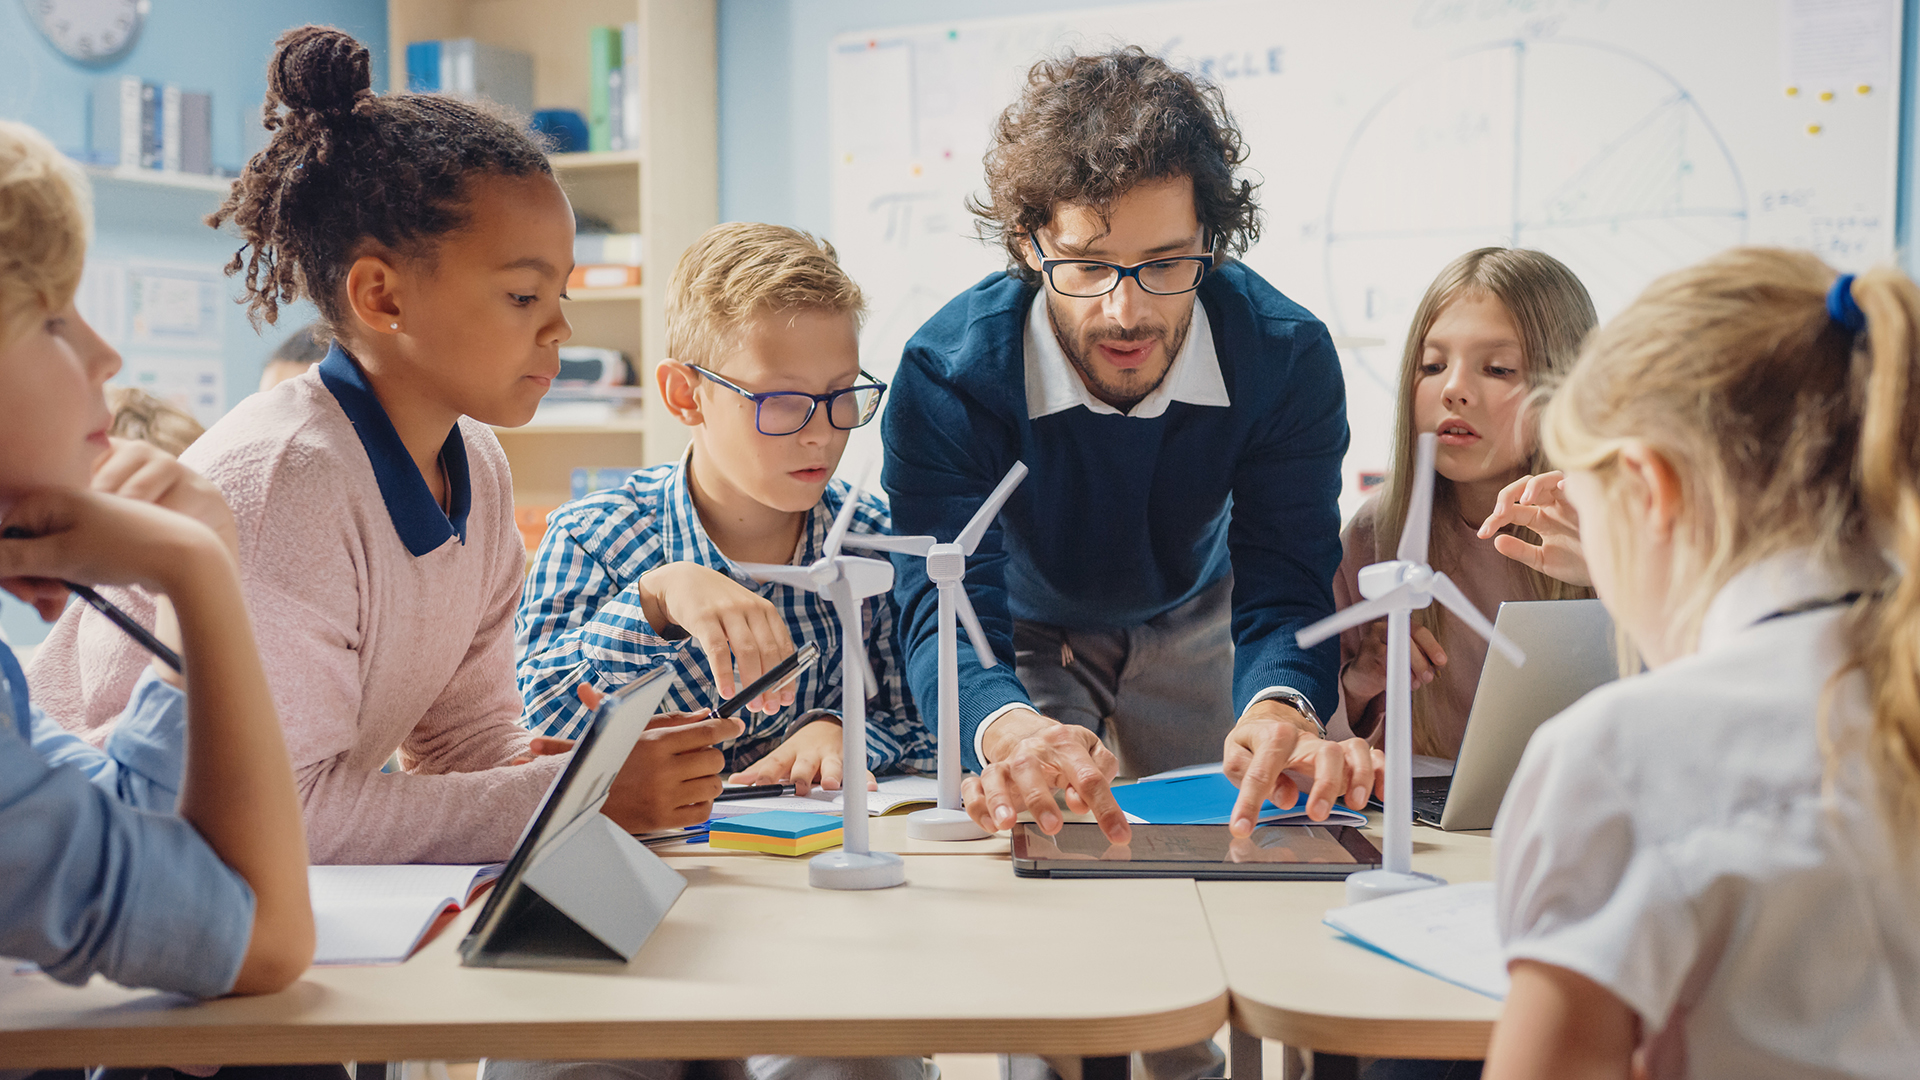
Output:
[1, 641, 254, 998]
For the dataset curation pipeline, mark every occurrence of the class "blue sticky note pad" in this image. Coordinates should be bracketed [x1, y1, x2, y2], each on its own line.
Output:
[708, 811, 843, 839]
[1111, 772, 1364, 826]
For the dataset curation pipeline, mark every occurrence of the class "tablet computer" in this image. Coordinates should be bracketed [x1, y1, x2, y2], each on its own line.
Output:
[1011, 822, 1382, 880]
[460, 664, 679, 968]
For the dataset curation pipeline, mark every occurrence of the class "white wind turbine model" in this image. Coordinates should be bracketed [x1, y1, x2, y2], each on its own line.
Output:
[737, 470, 906, 890]
[842, 461, 1029, 841]
[1295, 433, 1527, 904]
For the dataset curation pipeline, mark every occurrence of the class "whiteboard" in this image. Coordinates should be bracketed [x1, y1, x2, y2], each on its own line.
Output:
[827, 0, 1902, 514]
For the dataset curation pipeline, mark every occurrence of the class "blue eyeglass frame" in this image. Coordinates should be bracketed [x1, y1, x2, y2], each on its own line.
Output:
[1027, 231, 1216, 298]
[685, 363, 889, 436]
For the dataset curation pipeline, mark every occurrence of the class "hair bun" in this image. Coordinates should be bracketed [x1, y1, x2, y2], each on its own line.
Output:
[270, 25, 372, 119]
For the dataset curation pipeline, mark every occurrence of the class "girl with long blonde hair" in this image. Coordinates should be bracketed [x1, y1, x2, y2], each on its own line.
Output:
[1487, 248, 1920, 1077]
[1335, 248, 1595, 758]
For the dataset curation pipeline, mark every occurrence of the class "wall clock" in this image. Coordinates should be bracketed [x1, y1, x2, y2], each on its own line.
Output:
[22, 0, 149, 65]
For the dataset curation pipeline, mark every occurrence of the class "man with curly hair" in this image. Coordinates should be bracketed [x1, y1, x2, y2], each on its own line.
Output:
[884, 48, 1383, 862]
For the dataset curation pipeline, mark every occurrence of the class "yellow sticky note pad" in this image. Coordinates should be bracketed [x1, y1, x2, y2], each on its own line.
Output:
[710, 830, 844, 856]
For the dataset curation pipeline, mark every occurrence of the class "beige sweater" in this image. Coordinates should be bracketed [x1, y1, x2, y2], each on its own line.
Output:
[1332, 493, 1537, 759]
[30, 368, 560, 864]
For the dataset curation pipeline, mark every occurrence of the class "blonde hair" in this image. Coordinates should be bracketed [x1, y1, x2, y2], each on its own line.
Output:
[107, 386, 206, 456]
[1543, 247, 1920, 835]
[665, 223, 865, 372]
[1377, 248, 1597, 754]
[0, 120, 91, 350]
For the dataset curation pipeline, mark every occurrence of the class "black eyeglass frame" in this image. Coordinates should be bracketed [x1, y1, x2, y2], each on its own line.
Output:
[685, 363, 889, 436]
[1027, 231, 1216, 298]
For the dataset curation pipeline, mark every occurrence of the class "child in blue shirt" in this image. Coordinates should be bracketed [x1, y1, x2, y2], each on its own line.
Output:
[517, 222, 933, 793]
[0, 118, 312, 998]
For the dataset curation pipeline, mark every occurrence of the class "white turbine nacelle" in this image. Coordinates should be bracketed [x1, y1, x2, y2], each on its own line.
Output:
[1356, 561, 1435, 606]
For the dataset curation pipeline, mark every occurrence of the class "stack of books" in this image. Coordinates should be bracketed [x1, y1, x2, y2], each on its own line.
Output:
[590, 23, 644, 153]
[405, 39, 535, 117]
[89, 77, 213, 175]
[571, 233, 644, 290]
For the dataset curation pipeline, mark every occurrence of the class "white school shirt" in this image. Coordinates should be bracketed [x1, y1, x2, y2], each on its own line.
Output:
[1494, 550, 1920, 1079]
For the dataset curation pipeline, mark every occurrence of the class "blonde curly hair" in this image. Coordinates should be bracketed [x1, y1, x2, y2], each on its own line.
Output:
[0, 119, 91, 349]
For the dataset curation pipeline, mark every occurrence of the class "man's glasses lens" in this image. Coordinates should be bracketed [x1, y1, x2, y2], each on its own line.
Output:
[1049, 259, 1207, 298]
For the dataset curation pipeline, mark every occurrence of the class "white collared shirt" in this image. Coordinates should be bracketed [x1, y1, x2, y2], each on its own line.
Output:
[1022, 290, 1231, 420]
[1495, 549, 1920, 1076]
[975, 290, 1311, 766]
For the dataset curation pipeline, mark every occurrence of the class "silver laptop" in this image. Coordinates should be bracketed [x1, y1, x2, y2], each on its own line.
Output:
[1414, 599, 1619, 831]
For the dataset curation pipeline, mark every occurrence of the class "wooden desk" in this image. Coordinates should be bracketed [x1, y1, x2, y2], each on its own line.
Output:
[0, 855, 1223, 1069]
[1201, 823, 1500, 1074]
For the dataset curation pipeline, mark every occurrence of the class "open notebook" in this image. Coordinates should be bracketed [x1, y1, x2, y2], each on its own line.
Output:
[707, 774, 940, 818]
[311, 864, 504, 966]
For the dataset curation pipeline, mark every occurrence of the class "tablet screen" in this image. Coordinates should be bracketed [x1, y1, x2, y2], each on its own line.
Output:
[1011, 822, 1380, 879]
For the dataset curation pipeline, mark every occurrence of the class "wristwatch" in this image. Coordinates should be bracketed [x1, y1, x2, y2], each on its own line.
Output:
[1256, 688, 1326, 738]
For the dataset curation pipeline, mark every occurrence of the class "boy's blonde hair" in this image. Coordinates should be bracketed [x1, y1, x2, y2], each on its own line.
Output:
[666, 223, 865, 372]
[1378, 247, 1597, 754]
[1544, 247, 1920, 836]
[0, 120, 91, 349]
[107, 386, 207, 457]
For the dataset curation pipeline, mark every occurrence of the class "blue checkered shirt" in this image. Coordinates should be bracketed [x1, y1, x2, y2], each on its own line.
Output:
[515, 460, 934, 775]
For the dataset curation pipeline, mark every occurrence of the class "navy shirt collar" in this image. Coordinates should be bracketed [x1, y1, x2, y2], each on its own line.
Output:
[317, 342, 471, 557]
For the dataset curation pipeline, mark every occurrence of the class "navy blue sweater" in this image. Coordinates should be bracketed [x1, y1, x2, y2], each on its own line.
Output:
[882, 263, 1348, 771]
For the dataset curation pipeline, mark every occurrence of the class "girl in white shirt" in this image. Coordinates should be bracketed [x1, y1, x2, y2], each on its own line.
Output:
[1484, 247, 1920, 1078]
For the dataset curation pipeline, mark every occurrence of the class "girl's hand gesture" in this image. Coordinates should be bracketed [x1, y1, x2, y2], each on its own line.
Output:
[1478, 471, 1592, 587]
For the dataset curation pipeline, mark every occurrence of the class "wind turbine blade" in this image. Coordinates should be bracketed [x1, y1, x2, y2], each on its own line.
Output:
[1429, 572, 1526, 667]
[817, 476, 864, 557]
[734, 561, 818, 590]
[1397, 432, 1438, 565]
[1295, 585, 1415, 649]
[841, 534, 937, 556]
[957, 461, 1030, 555]
[952, 588, 998, 670]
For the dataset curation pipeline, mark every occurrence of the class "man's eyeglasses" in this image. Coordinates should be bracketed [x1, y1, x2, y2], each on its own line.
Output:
[1028, 232, 1214, 298]
[686, 364, 888, 436]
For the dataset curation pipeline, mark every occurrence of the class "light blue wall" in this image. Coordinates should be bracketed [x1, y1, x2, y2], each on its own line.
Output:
[1, 0, 386, 650]
[720, 0, 1920, 278]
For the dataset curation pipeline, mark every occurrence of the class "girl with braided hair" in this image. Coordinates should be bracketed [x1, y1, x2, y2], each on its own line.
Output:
[30, 25, 741, 866]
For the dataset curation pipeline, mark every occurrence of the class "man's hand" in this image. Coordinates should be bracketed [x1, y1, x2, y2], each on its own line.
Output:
[1223, 700, 1383, 835]
[961, 708, 1130, 842]
[1342, 621, 1448, 706]
[638, 562, 795, 712]
[602, 710, 745, 832]
[727, 718, 877, 797]
[92, 437, 239, 558]
[1478, 471, 1591, 587]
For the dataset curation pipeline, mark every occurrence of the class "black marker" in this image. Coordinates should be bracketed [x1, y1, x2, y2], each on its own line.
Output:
[1, 526, 183, 673]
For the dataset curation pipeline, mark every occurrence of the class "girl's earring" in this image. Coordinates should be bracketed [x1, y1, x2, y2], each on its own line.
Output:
[390, 322, 400, 331]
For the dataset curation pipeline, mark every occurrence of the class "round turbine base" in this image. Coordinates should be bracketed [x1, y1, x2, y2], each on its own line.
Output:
[906, 807, 990, 841]
[1344, 868, 1446, 905]
[809, 850, 907, 890]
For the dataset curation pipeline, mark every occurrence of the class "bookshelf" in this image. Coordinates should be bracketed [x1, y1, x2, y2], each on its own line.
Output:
[388, 0, 717, 513]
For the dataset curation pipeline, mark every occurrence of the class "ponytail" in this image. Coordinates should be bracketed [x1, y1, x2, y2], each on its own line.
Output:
[1844, 269, 1920, 834]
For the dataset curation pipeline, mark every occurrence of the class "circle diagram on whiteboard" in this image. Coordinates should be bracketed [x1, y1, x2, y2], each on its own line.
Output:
[1324, 38, 1748, 347]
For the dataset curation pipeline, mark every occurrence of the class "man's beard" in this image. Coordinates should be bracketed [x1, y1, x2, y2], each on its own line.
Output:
[1047, 295, 1193, 413]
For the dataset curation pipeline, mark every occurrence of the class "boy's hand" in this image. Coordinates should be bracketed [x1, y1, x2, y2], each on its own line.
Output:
[1342, 621, 1448, 706]
[92, 438, 238, 558]
[603, 710, 746, 832]
[638, 562, 796, 713]
[728, 718, 879, 797]
[0, 489, 228, 618]
[1478, 471, 1590, 586]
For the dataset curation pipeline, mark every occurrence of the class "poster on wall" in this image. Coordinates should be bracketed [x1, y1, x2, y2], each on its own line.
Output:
[75, 259, 228, 427]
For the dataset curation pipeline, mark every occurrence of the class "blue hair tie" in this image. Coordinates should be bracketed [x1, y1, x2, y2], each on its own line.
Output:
[1827, 273, 1867, 334]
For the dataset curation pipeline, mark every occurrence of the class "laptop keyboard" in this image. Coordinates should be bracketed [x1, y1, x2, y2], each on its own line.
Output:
[1373, 775, 1454, 825]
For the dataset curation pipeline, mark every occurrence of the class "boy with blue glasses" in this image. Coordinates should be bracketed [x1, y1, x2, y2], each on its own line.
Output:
[516, 222, 933, 803]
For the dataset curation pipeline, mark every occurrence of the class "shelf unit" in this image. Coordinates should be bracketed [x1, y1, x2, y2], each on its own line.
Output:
[388, 0, 717, 512]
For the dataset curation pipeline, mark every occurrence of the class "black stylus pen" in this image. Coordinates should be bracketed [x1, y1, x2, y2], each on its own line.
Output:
[1, 526, 183, 673]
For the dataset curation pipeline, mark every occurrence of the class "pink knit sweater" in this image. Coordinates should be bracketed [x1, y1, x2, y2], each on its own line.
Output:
[29, 369, 562, 864]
